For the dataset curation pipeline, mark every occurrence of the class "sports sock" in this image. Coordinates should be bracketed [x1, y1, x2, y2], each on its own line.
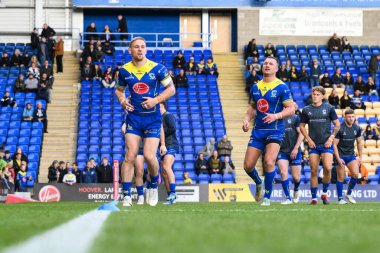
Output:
[322, 182, 330, 194]
[263, 170, 276, 199]
[293, 179, 301, 192]
[347, 177, 357, 195]
[122, 182, 132, 197]
[281, 180, 291, 200]
[150, 174, 159, 189]
[336, 180, 344, 200]
[311, 187, 318, 199]
[246, 167, 262, 185]
[146, 180, 152, 189]
[169, 183, 176, 194]
[136, 185, 144, 196]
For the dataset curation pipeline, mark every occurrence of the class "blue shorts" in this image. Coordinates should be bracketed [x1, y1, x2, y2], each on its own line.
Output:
[277, 152, 302, 166]
[334, 155, 357, 166]
[137, 146, 144, 156]
[161, 147, 178, 160]
[248, 129, 284, 151]
[125, 113, 161, 139]
[309, 145, 333, 155]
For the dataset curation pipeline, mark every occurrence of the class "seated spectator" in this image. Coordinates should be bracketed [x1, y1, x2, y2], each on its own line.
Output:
[0, 52, 11, 67]
[113, 69, 120, 86]
[328, 88, 340, 109]
[28, 62, 40, 79]
[372, 120, 380, 138]
[22, 52, 31, 67]
[95, 45, 105, 62]
[328, 33, 341, 52]
[40, 73, 53, 90]
[221, 156, 236, 178]
[175, 69, 188, 88]
[205, 57, 219, 77]
[81, 62, 93, 81]
[207, 150, 222, 174]
[33, 102, 48, 133]
[299, 65, 309, 82]
[2, 165, 14, 190]
[41, 23, 56, 38]
[85, 22, 98, 41]
[344, 71, 354, 89]
[366, 77, 378, 96]
[246, 38, 259, 59]
[308, 58, 322, 87]
[186, 57, 196, 75]
[12, 153, 23, 176]
[217, 135, 233, 159]
[331, 68, 345, 89]
[364, 124, 378, 140]
[200, 137, 215, 158]
[96, 157, 113, 183]
[320, 72, 332, 88]
[63, 168, 77, 185]
[285, 60, 292, 72]
[72, 162, 81, 183]
[340, 90, 352, 109]
[264, 42, 276, 57]
[81, 161, 98, 183]
[102, 24, 114, 43]
[289, 65, 299, 82]
[277, 64, 290, 82]
[103, 41, 115, 56]
[246, 69, 261, 93]
[354, 75, 366, 94]
[351, 90, 366, 110]
[16, 164, 32, 192]
[28, 55, 41, 68]
[248, 56, 261, 74]
[14, 75, 26, 93]
[173, 51, 186, 70]
[40, 60, 54, 85]
[47, 160, 60, 183]
[183, 171, 193, 184]
[11, 49, 24, 67]
[1, 91, 16, 107]
[92, 64, 103, 81]
[341, 36, 353, 53]
[37, 82, 51, 103]
[197, 59, 205, 75]
[102, 66, 116, 88]
[25, 74, 39, 92]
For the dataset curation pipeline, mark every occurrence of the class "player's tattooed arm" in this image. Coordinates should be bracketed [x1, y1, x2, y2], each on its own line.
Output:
[325, 119, 340, 148]
[356, 136, 364, 166]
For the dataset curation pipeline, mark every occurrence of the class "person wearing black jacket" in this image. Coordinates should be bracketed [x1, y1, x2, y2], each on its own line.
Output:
[96, 157, 113, 183]
[368, 54, 380, 82]
[175, 69, 188, 88]
[195, 152, 209, 175]
[172, 51, 186, 70]
[85, 22, 98, 41]
[0, 52, 11, 67]
[33, 102, 48, 133]
[12, 148, 28, 164]
[246, 38, 259, 59]
[40, 23, 56, 38]
[57, 161, 66, 183]
[72, 163, 81, 183]
[47, 160, 59, 183]
[40, 60, 54, 84]
[11, 49, 24, 67]
[31, 28, 39, 49]
[117, 15, 128, 41]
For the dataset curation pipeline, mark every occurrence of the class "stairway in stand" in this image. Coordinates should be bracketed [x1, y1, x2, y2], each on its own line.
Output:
[213, 52, 263, 184]
[38, 52, 80, 182]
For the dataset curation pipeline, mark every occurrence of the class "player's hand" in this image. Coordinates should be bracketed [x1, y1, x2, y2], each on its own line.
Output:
[160, 145, 167, 156]
[338, 158, 346, 168]
[263, 113, 277, 124]
[308, 139, 316, 149]
[121, 97, 134, 112]
[324, 137, 333, 148]
[242, 120, 250, 132]
[290, 149, 298, 160]
[141, 97, 158, 109]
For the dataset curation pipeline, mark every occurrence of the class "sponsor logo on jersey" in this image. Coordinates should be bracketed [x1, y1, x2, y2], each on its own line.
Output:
[343, 132, 347, 135]
[132, 82, 150, 94]
[257, 98, 269, 113]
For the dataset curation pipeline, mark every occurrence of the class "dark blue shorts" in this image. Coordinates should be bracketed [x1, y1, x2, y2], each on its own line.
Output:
[309, 145, 333, 155]
[334, 155, 357, 166]
[248, 129, 284, 151]
[137, 145, 144, 156]
[161, 147, 178, 160]
[125, 113, 161, 139]
[277, 152, 302, 166]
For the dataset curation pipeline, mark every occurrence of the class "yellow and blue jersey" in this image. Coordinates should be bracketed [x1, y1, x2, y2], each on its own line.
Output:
[250, 78, 293, 131]
[118, 59, 171, 116]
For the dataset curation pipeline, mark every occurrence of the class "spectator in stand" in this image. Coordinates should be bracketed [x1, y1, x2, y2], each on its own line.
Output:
[57, 161, 65, 183]
[368, 54, 380, 82]
[81, 62, 93, 81]
[264, 42, 276, 57]
[173, 51, 186, 70]
[246, 38, 259, 59]
[320, 71, 332, 88]
[285, 60, 292, 72]
[0, 52, 11, 67]
[354, 75, 366, 94]
[2, 165, 14, 190]
[175, 69, 188, 88]
[221, 155, 236, 178]
[248, 56, 262, 74]
[12, 153, 23, 176]
[308, 58, 322, 87]
[92, 64, 103, 81]
[40, 60, 54, 84]
[96, 157, 113, 183]
[54, 36, 64, 73]
[331, 68, 345, 89]
[351, 90, 366, 110]
[117, 15, 128, 41]
[168, 70, 176, 83]
[37, 81, 51, 103]
[328, 33, 341, 52]
[22, 103, 34, 122]
[12, 148, 28, 163]
[102, 25, 114, 43]
[344, 71, 354, 89]
[33, 102, 48, 133]
[0, 150, 7, 171]
[95, 45, 105, 62]
[197, 59, 205, 75]
[16, 164, 32, 192]
[113, 69, 120, 86]
[83, 44, 97, 62]
[30, 28, 39, 49]
[277, 64, 290, 82]
[89, 157, 98, 170]
[208, 150, 222, 174]
[22, 52, 31, 67]
[200, 137, 215, 158]
[302, 149, 310, 167]
[364, 125, 377, 141]
[28, 62, 40, 79]
[1, 91, 16, 107]
[25, 74, 39, 92]
[102, 66, 116, 88]
[366, 77, 378, 96]
[328, 88, 340, 109]
[216, 135, 233, 159]
[63, 168, 77, 185]
[195, 152, 209, 175]
[72, 162, 81, 183]
[40, 72, 53, 89]
[3, 151, 12, 163]
[14, 75, 26, 93]
[103, 41, 115, 56]
[289, 65, 299, 82]
[47, 160, 60, 183]
[340, 90, 352, 109]
[186, 57, 196, 75]
[11, 49, 24, 67]
[183, 171, 193, 184]
[205, 57, 219, 77]
[299, 65, 309, 82]
[372, 120, 380, 138]
[38, 37, 49, 65]
[41, 23, 56, 38]
[81, 161, 98, 183]
[85, 22, 98, 41]
[46, 35, 56, 65]
[246, 69, 260, 93]
[341, 36, 353, 53]
[29, 55, 41, 67]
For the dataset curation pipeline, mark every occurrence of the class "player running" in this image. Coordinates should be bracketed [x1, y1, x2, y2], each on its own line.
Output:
[116, 37, 175, 207]
[333, 109, 363, 204]
[277, 102, 304, 205]
[242, 56, 295, 206]
[300, 86, 340, 205]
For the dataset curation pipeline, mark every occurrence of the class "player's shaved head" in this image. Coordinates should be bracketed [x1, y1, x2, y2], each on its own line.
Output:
[129, 37, 146, 47]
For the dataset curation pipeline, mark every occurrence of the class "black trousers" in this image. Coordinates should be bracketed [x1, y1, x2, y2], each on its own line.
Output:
[56, 55, 63, 72]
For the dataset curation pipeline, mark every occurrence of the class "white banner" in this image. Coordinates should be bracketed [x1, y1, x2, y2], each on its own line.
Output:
[259, 9, 363, 36]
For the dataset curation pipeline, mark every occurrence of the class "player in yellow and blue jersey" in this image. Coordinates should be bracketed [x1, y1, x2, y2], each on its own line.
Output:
[242, 57, 295, 206]
[115, 37, 175, 207]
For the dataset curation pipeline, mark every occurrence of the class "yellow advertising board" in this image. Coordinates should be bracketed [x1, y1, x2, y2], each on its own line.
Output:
[208, 184, 255, 202]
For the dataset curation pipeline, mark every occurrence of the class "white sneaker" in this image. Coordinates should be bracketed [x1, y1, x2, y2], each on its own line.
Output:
[293, 191, 300, 203]
[148, 188, 158, 206]
[345, 194, 357, 204]
[122, 196, 133, 207]
[338, 199, 348, 205]
[281, 199, 293, 205]
[137, 195, 145, 205]
[145, 189, 151, 204]
[261, 198, 270, 206]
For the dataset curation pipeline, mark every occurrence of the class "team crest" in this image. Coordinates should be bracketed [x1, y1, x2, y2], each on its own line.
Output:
[271, 90, 277, 97]
[149, 73, 156, 80]
[354, 130, 357, 135]
[323, 110, 326, 114]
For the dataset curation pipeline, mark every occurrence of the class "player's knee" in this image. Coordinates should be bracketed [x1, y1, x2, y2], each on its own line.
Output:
[264, 159, 275, 169]
[144, 153, 157, 164]
[311, 170, 318, 177]
[351, 172, 359, 179]
[125, 153, 137, 164]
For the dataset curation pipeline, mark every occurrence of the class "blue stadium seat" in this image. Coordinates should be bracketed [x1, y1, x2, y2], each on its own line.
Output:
[18, 137, 30, 145]
[223, 174, 234, 183]
[198, 174, 210, 184]
[30, 137, 42, 145]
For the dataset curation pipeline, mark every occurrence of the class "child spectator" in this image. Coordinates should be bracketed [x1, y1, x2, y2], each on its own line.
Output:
[63, 168, 77, 185]
[183, 172, 193, 184]
[186, 57, 196, 75]
[205, 57, 219, 77]
[16, 164, 32, 192]
[197, 59, 205, 75]
[1, 91, 16, 107]
[102, 66, 116, 88]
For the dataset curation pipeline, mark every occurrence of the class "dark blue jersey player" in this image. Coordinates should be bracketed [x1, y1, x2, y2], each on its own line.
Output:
[242, 56, 295, 206]
[115, 37, 175, 207]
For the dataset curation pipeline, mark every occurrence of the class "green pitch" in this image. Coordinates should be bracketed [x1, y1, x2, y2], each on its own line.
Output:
[1, 202, 379, 253]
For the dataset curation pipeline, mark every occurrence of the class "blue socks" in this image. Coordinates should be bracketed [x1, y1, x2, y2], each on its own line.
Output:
[146, 180, 152, 189]
[263, 171, 276, 199]
[322, 182, 330, 194]
[150, 174, 159, 189]
[122, 182, 132, 197]
[136, 185, 144, 196]
[347, 177, 357, 195]
[281, 180, 291, 200]
[336, 181, 344, 200]
[247, 168, 262, 185]
[293, 179, 301, 192]
[169, 183, 176, 194]
[311, 187, 318, 199]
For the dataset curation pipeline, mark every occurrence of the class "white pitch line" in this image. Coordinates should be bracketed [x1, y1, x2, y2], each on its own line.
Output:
[2, 210, 110, 253]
